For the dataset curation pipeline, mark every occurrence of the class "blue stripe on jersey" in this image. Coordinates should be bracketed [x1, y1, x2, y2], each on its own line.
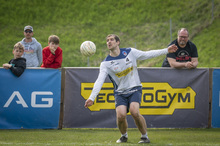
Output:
[104, 48, 131, 61]
[108, 74, 118, 91]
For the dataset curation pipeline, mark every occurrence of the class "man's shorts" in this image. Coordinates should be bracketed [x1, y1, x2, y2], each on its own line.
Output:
[114, 86, 142, 113]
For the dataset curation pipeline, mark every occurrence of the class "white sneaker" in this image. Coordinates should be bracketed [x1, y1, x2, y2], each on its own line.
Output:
[138, 137, 150, 143]
[116, 136, 128, 143]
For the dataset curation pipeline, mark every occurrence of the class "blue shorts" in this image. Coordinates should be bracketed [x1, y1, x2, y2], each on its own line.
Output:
[114, 86, 142, 113]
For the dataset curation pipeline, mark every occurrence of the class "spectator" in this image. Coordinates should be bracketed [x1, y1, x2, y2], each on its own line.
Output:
[20, 25, 42, 67]
[2, 42, 26, 77]
[41, 35, 62, 68]
[162, 28, 198, 69]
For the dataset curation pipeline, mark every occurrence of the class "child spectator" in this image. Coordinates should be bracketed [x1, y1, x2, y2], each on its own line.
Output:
[41, 35, 63, 68]
[2, 42, 26, 77]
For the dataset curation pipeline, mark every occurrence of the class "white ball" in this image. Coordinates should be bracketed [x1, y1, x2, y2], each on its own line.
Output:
[80, 41, 96, 57]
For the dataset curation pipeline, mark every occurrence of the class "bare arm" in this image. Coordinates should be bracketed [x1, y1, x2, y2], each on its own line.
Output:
[167, 57, 198, 69]
[191, 58, 198, 68]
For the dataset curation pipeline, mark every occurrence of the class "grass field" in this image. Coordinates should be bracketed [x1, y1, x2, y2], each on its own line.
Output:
[0, 128, 220, 146]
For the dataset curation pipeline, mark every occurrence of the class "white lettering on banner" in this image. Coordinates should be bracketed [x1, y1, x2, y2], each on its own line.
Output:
[4, 91, 28, 108]
[3, 91, 53, 108]
[31, 92, 53, 108]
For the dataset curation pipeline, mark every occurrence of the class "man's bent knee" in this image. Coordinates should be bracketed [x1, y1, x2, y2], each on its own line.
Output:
[117, 113, 127, 122]
[130, 111, 141, 119]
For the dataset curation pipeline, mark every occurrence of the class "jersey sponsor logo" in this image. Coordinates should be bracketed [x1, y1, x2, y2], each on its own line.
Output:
[115, 66, 133, 78]
[113, 66, 119, 71]
[81, 82, 196, 115]
[125, 58, 132, 65]
[122, 51, 127, 56]
[110, 61, 119, 66]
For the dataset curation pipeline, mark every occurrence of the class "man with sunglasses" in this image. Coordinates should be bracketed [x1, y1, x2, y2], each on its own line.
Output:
[162, 28, 198, 69]
[20, 25, 42, 67]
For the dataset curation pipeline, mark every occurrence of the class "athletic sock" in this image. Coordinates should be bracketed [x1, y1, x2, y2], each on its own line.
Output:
[122, 132, 128, 138]
[141, 133, 148, 138]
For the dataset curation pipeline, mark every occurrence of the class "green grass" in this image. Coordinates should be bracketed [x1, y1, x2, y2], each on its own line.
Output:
[0, 128, 220, 146]
[0, 0, 220, 67]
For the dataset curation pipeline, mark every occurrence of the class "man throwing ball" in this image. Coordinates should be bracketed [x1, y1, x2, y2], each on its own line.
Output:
[85, 34, 177, 144]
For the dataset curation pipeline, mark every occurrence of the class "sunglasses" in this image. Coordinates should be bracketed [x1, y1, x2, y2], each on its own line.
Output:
[25, 30, 33, 33]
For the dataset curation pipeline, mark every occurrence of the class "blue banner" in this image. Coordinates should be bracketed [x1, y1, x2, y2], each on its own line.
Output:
[0, 68, 61, 129]
[212, 69, 220, 128]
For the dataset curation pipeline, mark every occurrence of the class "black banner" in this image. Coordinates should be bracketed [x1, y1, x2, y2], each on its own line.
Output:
[63, 68, 209, 128]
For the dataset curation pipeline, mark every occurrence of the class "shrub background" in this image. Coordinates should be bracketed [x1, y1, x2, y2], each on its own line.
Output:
[0, 0, 219, 67]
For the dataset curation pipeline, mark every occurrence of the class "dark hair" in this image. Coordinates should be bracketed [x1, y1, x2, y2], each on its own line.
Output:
[48, 35, 60, 44]
[106, 34, 120, 44]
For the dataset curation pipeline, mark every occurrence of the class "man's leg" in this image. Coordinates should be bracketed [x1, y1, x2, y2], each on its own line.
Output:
[116, 105, 128, 143]
[130, 102, 150, 143]
[129, 102, 147, 134]
[116, 105, 127, 134]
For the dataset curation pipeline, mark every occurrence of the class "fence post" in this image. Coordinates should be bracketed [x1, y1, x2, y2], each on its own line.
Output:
[208, 68, 213, 128]
[59, 68, 66, 129]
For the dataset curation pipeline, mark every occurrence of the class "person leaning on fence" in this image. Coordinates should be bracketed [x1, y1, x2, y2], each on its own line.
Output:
[162, 28, 198, 69]
[84, 34, 178, 144]
[41, 35, 63, 69]
[2, 42, 26, 77]
[20, 25, 42, 67]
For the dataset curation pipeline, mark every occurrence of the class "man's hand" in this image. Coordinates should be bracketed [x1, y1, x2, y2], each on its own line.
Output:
[84, 99, 94, 108]
[185, 61, 196, 69]
[167, 44, 178, 53]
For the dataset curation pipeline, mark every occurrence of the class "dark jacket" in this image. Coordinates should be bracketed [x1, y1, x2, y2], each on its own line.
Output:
[9, 57, 26, 77]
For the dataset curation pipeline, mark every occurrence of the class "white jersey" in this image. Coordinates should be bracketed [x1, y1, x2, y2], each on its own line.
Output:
[88, 47, 168, 101]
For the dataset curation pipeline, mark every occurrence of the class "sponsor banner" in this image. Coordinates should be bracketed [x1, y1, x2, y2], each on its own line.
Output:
[212, 69, 220, 128]
[138, 68, 209, 128]
[0, 68, 61, 129]
[63, 68, 209, 128]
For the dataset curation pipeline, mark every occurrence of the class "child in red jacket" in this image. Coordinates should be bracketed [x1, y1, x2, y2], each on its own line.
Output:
[41, 35, 62, 68]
